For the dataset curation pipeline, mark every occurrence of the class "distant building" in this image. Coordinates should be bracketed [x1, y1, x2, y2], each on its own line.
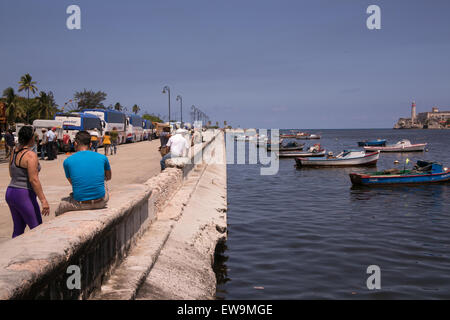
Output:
[394, 103, 450, 129]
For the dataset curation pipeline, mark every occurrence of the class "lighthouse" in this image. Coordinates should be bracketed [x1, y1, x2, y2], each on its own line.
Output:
[411, 101, 416, 123]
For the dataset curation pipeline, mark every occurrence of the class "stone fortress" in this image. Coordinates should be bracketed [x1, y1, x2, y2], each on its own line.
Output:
[394, 101, 450, 129]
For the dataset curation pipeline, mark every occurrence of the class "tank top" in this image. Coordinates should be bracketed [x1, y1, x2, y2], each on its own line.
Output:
[103, 135, 111, 145]
[9, 147, 41, 190]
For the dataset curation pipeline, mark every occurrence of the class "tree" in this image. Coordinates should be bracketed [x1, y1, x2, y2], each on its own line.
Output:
[132, 104, 141, 114]
[74, 89, 107, 109]
[18, 73, 38, 100]
[142, 113, 163, 123]
[114, 102, 123, 111]
[35, 91, 59, 120]
[2, 87, 25, 125]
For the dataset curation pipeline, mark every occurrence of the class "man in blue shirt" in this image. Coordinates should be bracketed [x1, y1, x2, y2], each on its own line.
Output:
[55, 131, 112, 216]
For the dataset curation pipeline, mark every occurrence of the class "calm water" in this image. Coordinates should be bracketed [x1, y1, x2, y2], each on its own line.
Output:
[217, 129, 450, 299]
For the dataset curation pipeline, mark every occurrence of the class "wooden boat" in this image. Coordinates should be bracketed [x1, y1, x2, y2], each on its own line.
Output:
[280, 134, 297, 139]
[350, 161, 450, 186]
[295, 150, 380, 167]
[277, 144, 325, 158]
[278, 150, 326, 158]
[358, 139, 386, 147]
[296, 132, 321, 140]
[364, 139, 426, 152]
[267, 141, 304, 152]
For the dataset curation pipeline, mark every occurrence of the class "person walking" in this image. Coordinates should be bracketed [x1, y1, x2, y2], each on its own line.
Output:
[110, 127, 119, 155]
[5, 129, 15, 158]
[160, 129, 190, 171]
[103, 131, 112, 156]
[90, 129, 99, 152]
[40, 129, 47, 160]
[55, 131, 111, 216]
[5, 126, 50, 238]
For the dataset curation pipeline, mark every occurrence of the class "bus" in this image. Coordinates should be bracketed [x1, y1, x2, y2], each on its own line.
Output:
[126, 114, 144, 142]
[55, 112, 103, 142]
[82, 109, 127, 144]
[143, 119, 155, 140]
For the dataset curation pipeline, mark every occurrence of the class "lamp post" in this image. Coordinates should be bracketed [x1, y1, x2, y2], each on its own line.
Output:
[191, 105, 197, 123]
[176, 95, 183, 125]
[162, 86, 171, 124]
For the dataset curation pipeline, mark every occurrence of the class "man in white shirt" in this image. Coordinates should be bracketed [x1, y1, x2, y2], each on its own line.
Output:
[46, 127, 57, 160]
[160, 129, 190, 171]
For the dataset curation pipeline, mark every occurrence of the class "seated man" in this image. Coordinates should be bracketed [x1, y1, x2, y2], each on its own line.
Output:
[160, 129, 190, 171]
[55, 131, 111, 216]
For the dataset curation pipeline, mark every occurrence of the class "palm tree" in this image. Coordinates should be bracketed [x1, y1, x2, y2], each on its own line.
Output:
[132, 104, 141, 115]
[2, 87, 25, 125]
[114, 102, 123, 111]
[18, 73, 38, 100]
[35, 91, 58, 120]
[18, 74, 38, 123]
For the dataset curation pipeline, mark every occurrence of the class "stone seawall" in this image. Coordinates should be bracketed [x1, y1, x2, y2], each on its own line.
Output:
[0, 130, 224, 300]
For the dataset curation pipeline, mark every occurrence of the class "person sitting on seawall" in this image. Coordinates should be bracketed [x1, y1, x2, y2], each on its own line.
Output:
[5, 126, 50, 238]
[90, 128, 99, 152]
[160, 128, 190, 171]
[55, 131, 111, 216]
[159, 126, 171, 156]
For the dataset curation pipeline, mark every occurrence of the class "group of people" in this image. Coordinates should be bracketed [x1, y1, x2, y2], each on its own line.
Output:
[90, 128, 119, 156]
[39, 127, 58, 160]
[4, 124, 202, 239]
[159, 126, 203, 171]
[5, 126, 112, 238]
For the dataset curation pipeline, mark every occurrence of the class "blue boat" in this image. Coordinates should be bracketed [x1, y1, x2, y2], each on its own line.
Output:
[358, 139, 387, 147]
[350, 161, 450, 186]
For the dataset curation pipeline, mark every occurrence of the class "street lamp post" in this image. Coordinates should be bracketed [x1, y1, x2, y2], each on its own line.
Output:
[176, 95, 183, 125]
[162, 86, 171, 124]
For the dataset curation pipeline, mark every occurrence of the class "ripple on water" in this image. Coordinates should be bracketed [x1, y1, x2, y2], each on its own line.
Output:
[219, 129, 450, 299]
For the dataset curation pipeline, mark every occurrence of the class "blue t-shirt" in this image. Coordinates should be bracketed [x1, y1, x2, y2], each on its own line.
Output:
[63, 151, 111, 201]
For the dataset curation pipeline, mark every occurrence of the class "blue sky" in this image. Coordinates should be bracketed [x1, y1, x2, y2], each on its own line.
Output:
[1, 0, 449, 128]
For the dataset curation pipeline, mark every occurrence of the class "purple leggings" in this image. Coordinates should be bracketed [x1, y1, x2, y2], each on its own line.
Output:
[5, 187, 42, 238]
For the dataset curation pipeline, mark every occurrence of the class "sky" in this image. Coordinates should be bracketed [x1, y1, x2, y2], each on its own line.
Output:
[1, 0, 450, 128]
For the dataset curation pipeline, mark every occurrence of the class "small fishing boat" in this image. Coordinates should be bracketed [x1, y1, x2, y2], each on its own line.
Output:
[267, 141, 304, 152]
[364, 139, 426, 152]
[280, 134, 297, 139]
[349, 161, 450, 186]
[358, 139, 387, 147]
[296, 132, 321, 140]
[277, 144, 326, 158]
[295, 150, 380, 167]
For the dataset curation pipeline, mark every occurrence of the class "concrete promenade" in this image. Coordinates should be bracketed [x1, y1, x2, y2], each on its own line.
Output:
[0, 130, 227, 300]
[0, 140, 162, 243]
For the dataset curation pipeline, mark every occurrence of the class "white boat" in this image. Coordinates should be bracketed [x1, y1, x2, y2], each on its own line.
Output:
[364, 139, 427, 152]
[296, 150, 380, 167]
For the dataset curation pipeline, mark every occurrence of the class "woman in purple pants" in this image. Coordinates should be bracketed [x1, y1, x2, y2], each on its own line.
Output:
[6, 126, 50, 238]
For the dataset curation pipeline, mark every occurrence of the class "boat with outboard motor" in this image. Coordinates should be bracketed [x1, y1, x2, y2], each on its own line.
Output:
[295, 150, 380, 167]
[268, 140, 304, 152]
[349, 161, 450, 185]
[358, 139, 387, 147]
[277, 144, 326, 158]
[364, 139, 426, 152]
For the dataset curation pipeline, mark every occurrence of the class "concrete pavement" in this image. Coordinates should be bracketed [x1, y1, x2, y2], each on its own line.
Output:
[0, 140, 162, 244]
